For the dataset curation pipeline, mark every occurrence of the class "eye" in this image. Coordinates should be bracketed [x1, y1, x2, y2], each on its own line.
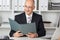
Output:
[24, 5, 32, 8]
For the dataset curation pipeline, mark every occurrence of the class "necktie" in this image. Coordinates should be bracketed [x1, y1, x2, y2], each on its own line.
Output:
[27, 17, 31, 23]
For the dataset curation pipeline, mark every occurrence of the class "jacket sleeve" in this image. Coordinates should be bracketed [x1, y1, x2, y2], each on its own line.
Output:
[37, 16, 46, 37]
[9, 30, 16, 37]
[9, 16, 17, 37]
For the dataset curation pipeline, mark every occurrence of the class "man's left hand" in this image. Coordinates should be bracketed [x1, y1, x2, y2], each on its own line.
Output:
[26, 32, 38, 38]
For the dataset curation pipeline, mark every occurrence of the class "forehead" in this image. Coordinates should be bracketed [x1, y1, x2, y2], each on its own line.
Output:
[25, 0, 34, 6]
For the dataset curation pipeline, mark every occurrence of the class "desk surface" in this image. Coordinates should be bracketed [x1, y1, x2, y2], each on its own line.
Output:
[10, 37, 50, 40]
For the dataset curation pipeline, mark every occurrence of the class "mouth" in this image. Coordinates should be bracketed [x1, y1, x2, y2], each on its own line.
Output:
[26, 10, 29, 12]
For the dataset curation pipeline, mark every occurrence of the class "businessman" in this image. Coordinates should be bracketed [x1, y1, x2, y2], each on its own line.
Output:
[9, 0, 46, 38]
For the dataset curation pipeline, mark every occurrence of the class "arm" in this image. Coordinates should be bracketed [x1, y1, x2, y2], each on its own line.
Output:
[9, 16, 17, 37]
[9, 30, 16, 37]
[37, 16, 46, 37]
[9, 15, 24, 37]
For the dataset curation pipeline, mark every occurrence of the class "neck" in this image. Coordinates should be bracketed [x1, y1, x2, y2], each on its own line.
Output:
[27, 14, 31, 16]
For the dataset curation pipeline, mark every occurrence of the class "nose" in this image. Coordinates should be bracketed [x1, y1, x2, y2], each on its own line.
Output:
[26, 8, 29, 11]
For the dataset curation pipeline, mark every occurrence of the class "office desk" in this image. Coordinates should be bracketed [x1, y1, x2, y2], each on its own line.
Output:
[10, 37, 50, 40]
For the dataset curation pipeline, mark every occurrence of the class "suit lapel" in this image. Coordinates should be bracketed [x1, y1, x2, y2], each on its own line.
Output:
[22, 13, 27, 24]
[31, 12, 35, 23]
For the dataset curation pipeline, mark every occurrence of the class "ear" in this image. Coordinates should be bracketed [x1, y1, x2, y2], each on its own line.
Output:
[33, 6, 35, 10]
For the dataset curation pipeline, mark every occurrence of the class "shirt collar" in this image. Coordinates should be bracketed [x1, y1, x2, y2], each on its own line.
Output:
[25, 13, 33, 18]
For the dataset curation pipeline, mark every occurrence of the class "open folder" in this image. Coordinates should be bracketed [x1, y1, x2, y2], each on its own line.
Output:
[9, 18, 36, 34]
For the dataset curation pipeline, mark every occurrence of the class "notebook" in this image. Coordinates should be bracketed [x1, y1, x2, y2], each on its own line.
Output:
[9, 18, 36, 34]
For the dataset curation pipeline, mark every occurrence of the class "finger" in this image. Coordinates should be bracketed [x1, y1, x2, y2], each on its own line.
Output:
[19, 33, 23, 35]
[27, 35, 31, 38]
[19, 33, 24, 36]
[25, 34, 28, 37]
[26, 34, 30, 37]
[17, 31, 22, 33]
[28, 33, 33, 35]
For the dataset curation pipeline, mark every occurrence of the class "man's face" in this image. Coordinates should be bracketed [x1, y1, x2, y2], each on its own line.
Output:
[24, 1, 35, 15]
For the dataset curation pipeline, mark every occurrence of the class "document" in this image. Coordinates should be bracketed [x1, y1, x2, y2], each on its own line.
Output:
[9, 18, 36, 34]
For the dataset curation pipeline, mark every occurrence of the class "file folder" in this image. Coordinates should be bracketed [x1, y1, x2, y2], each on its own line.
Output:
[9, 18, 36, 34]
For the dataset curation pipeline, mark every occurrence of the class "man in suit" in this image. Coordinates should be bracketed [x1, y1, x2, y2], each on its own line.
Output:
[9, 0, 46, 38]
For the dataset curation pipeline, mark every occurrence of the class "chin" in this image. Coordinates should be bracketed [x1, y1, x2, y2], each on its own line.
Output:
[27, 13, 30, 15]
[26, 12, 30, 14]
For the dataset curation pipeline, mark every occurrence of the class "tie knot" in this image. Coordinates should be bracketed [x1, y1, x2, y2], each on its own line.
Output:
[28, 17, 31, 19]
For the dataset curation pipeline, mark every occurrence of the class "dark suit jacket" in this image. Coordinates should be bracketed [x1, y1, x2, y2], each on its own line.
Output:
[9, 12, 46, 37]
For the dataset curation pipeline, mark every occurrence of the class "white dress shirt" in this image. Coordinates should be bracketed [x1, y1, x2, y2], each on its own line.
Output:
[25, 13, 33, 23]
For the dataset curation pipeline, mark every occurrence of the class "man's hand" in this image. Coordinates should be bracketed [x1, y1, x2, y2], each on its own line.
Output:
[13, 31, 24, 37]
[26, 32, 38, 38]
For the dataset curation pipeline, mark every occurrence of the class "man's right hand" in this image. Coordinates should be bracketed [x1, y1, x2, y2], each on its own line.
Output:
[13, 31, 24, 37]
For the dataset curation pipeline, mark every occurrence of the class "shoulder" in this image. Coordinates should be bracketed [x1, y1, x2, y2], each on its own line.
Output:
[15, 12, 25, 18]
[33, 12, 42, 18]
